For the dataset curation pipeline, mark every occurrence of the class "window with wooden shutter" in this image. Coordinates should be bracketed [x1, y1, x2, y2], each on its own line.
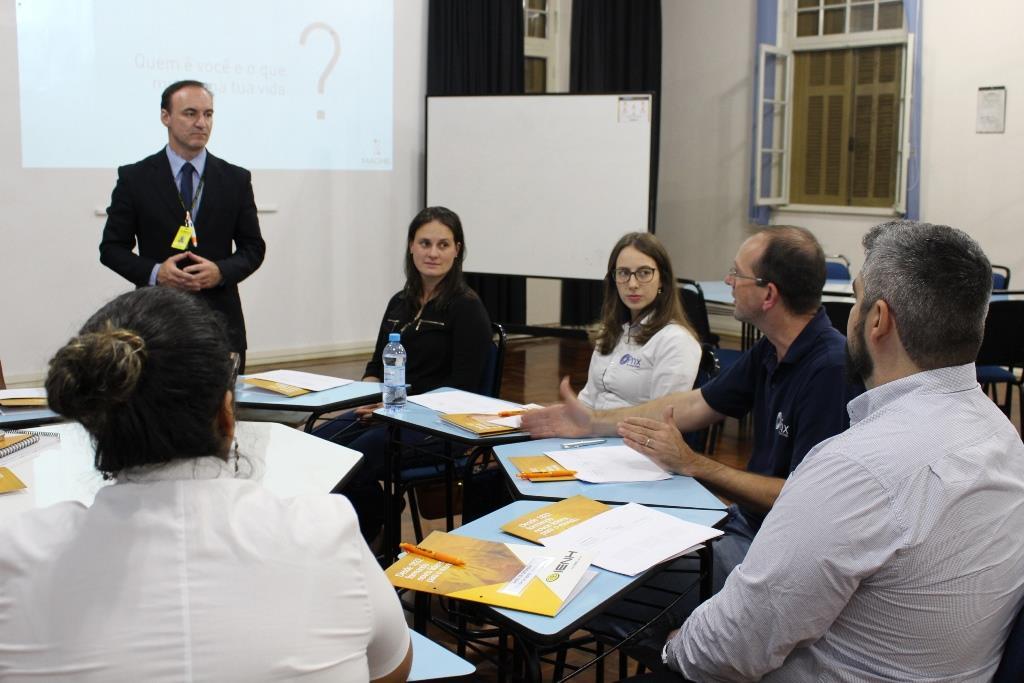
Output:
[790, 44, 902, 207]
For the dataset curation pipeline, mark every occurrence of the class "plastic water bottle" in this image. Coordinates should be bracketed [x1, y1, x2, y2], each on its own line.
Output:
[382, 332, 407, 409]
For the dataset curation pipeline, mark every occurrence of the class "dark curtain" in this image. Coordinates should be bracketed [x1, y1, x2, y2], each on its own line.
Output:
[428, 0, 527, 325]
[561, 0, 662, 325]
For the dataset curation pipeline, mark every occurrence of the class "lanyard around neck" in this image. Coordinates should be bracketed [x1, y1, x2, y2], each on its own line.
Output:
[176, 172, 206, 215]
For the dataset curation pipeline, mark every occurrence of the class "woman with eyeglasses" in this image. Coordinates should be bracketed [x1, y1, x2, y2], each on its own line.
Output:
[577, 232, 702, 410]
[0, 288, 412, 682]
[315, 206, 492, 543]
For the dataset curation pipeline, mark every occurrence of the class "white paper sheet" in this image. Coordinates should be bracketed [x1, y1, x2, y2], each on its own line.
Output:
[561, 570, 598, 610]
[407, 391, 521, 414]
[0, 388, 46, 400]
[243, 370, 353, 392]
[546, 444, 671, 483]
[540, 503, 723, 576]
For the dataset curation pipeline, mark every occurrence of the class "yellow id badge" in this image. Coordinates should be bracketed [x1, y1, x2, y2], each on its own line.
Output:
[171, 226, 192, 250]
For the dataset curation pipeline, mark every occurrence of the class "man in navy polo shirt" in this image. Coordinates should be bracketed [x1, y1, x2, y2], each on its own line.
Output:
[523, 225, 857, 588]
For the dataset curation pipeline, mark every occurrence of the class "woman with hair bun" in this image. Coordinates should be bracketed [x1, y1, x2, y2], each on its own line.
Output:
[0, 288, 412, 683]
[577, 232, 702, 409]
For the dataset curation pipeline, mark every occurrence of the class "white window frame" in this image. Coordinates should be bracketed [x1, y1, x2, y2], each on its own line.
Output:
[758, 0, 913, 213]
[793, 0, 907, 49]
[755, 45, 793, 206]
[893, 31, 914, 214]
[524, 0, 571, 92]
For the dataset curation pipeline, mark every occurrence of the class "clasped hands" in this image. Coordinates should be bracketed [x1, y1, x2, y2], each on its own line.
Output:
[519, 377, 705, 477]
[157, 252, 223, 291]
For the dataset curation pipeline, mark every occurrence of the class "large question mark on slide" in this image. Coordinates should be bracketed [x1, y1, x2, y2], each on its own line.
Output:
[299, 22, 340, 120]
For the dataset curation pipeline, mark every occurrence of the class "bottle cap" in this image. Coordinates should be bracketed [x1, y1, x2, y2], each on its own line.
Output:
[388, 332, 401, 342]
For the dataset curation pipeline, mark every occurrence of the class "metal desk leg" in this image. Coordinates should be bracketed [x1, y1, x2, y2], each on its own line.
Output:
[303, 411, 321, 433]
[519, 638, 542, 683]
[444, 442, 455, 531]
[383, 422, 400, 566]
[699, 544, 715, 601]
[414, 591, 430, 634]
[498, 629, 508, 683]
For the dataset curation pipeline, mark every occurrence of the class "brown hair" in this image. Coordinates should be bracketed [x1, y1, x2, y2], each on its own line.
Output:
[402, 206, 473, 310]
[753, 225, 826, 314]
[592, 232, 695, 354]
[160, 80, 212, 112]
[46, 288, 235, 475]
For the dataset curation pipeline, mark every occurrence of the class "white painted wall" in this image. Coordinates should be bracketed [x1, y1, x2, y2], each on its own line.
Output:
[772, 209, 877, 273]
[919, 0, 1024, 277]
[656, 1, 758, 282]
[1, 4, 427, 383]
[659, 1, 1024, 285]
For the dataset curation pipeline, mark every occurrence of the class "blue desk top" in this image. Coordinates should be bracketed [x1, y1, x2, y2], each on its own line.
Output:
[0, 407, 63, 429]
[408, 630, 475, 681]
[495, 438, 726, 511]
[451, 499, 727, 641]
[235, 379, 381, 412]
[372, 388, 531, 446]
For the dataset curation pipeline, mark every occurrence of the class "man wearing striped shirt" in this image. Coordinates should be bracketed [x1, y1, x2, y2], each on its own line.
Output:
[664, 221, 1024, 681]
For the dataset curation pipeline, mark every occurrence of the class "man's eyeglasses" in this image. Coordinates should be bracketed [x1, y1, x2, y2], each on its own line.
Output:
[727, 267, 767, 287]
[228, 352, 241, 387]
[612, 267, 657, 284]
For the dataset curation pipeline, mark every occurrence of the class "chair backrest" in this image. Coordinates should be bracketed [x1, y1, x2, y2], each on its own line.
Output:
[993, 265, 1012, 290]
[994, 598, 1024, 683]
[682, 344, 720, 453]
[478, 322, 508, 398]
[822, 295, 855, 333]
[825, 254, 852, 280]
[677, 278, 719, 346]
[976, 295, 1024, 367]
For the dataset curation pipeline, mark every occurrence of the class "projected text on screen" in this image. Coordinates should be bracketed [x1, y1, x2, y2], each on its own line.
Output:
[16, 0, 393, 170]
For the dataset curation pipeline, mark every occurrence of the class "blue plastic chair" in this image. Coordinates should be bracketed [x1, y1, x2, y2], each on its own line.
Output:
[975, 295, 1024, 427]
[825, 254, 852, 280]
[993, 265, 1011, 290]
[684, 344, 722, 454]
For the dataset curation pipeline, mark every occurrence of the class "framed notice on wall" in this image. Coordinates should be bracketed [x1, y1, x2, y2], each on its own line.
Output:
[977, 86, 1006, 134]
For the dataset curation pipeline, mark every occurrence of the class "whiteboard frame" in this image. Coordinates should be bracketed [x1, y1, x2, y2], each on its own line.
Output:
[424, 93, 656, 281]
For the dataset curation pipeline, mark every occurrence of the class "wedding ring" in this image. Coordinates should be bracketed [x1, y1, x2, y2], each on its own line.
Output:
[645, 437, 652, 448]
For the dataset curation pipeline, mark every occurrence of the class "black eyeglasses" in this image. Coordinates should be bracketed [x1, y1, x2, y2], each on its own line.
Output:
[228, 352, 241, 386]
[727, 267, 768, 287]
[612, 267, 657, 284]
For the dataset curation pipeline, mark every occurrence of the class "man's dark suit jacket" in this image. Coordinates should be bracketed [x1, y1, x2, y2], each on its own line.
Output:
[99, 149, 266, 352]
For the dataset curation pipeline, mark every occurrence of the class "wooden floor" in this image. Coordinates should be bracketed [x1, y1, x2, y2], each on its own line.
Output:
[250, 335, 753, 682]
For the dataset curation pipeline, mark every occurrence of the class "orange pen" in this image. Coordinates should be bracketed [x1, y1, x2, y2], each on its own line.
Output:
[497, 409, 527, 417]
[399, 542, 466, 566]
[519, 469, 577, 480]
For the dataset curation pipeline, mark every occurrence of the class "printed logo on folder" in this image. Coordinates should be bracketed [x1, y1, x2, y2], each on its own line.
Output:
[385, 530, 592, 616]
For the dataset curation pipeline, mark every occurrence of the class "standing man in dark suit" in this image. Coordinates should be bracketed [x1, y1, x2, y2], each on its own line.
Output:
[100, 80, 266, 370]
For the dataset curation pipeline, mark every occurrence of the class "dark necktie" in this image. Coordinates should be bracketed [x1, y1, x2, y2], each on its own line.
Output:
[180, 162, 195, 212]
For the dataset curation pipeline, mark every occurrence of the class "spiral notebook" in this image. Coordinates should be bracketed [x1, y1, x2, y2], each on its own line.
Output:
[0, 429, 60, 459]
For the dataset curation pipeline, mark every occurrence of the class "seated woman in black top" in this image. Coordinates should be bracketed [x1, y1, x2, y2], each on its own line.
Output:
[317, 206, 492, 541]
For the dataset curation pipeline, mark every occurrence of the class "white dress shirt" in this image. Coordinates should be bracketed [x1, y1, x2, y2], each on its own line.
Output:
[670, 364, 1024, 682]
[578, 321, 702, 410]
[0, 456, 409, 682]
